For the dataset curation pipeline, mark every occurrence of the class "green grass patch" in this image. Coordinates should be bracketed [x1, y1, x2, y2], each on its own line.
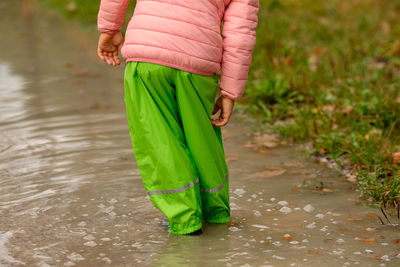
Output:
[244, 0, 400, 206]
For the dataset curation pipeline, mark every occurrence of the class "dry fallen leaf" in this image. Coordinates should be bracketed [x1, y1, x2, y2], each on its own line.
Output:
[308, 250, 319, 255]
[257, 147, 271, 154]
[281, 56, 293, 66]
[225, 156, 239, 162]
[322, 188, 333, 193]
[365, 227, 377, 232]
[309, 54, 319, 71]
[365, 213, 377, 218]
[283, 161, 305, 168]
[342, 106, 352, 115]
[246, 167, 286, 179]
[226, 221, 239, 227]
[289, 171, 312, 176]
[282, 237, 294, 242]
[393, 151, 400, 165]
[347, 176, 357, 183]
[347, 214, 363, 221]
[291, 188, 301, 192]
[253, 134, 280, 148]
[321, 104, 335, 114]
[66, 2, 76, 11]
[392, 239, 400, 244]
[358, 237, 377, 243]
[323, 238, 334, 243]
[241, 142, 257, 149]
[222, 134, 233, 141]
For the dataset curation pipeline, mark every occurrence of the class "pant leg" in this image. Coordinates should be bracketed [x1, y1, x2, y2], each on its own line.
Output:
[174, 70, 230, 224]
[124, 61, 202, 234]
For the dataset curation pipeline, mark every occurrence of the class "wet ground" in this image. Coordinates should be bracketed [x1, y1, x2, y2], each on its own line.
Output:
[0, 1, 399, 266]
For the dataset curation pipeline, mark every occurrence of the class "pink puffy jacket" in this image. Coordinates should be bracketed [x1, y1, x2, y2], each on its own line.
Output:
[98, 0, 259, 100]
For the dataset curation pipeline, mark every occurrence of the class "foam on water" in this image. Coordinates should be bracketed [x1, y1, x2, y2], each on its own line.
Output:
[0, 230, 25, 266]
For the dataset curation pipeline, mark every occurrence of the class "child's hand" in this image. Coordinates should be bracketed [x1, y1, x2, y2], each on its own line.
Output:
[211, 95, 235, 127]
[97, 32, 124, 67]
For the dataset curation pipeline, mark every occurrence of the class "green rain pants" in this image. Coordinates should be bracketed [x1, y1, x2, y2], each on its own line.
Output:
[124, 61, 230, 235]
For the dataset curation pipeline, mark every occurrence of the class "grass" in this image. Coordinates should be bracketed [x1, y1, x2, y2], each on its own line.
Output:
[244, 0, 400, 206]
[41, 0, 400, 206]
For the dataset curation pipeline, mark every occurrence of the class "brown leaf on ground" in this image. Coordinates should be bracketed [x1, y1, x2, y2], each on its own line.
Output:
[241, 141, 257, 149]
[66, 2, 77, 11]
[323, 238, 334, 243]
[365, 128, 382, 140]
[281, 57, 293, 66]
[322, 188, 333, 193]
[309, 54, 319, 71]
[246, 167, 286, 179]
[225, 156, 239, 162]
[289, 171, 312, 176]
[283, 161, 305, 168]
[321, 104, 335, 114]
[392, 239, 400, 244]
[365, 213, 377, 218]
[222, 134, 233, 141]
[226, 221, 239, 227]
[257, 147, 271, 155]
[253, 134, 280, 148]
[347, 176, 357, 183]
[308, 250, 319, 255]
[282, 237, 294, 242]
[358, 237, 377, 243]
[342, 106, 352, 115]
[393, 151, 400, 165]
[347, 214, 363, 221]
[365, 227, 377, 232]
[291, 188, 301, 192]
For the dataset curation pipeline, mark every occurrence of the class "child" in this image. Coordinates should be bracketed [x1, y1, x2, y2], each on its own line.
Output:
[97, 0, 259, 235]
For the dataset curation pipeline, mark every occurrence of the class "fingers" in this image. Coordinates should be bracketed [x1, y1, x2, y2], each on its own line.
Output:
[212, 97, 221, 115]
[98, 32, 123, 67]
[112, 51, 121, 66]
[211, 96, 234, 127]
[98, 49, 120, 66]
[211, 109, 231, 127]
[97, 48, 105, 61]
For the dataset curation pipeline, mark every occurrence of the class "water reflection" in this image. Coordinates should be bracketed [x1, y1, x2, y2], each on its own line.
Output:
[0, 63, 28, 122]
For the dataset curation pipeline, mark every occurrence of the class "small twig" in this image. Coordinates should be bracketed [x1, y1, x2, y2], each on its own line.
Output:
[377, 215, 385, 225]
[380, 205, 391, 224]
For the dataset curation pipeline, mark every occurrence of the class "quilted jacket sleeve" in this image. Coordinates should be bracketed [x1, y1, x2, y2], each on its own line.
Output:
[219, 0, 259, 100]
[97, 0, 130, 34]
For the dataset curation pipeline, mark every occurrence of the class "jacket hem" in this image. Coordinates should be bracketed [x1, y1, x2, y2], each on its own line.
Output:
[125, 58, 216, 76]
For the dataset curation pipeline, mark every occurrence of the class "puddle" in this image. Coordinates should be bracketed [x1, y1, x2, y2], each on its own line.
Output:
[0, 1, 399, 266]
